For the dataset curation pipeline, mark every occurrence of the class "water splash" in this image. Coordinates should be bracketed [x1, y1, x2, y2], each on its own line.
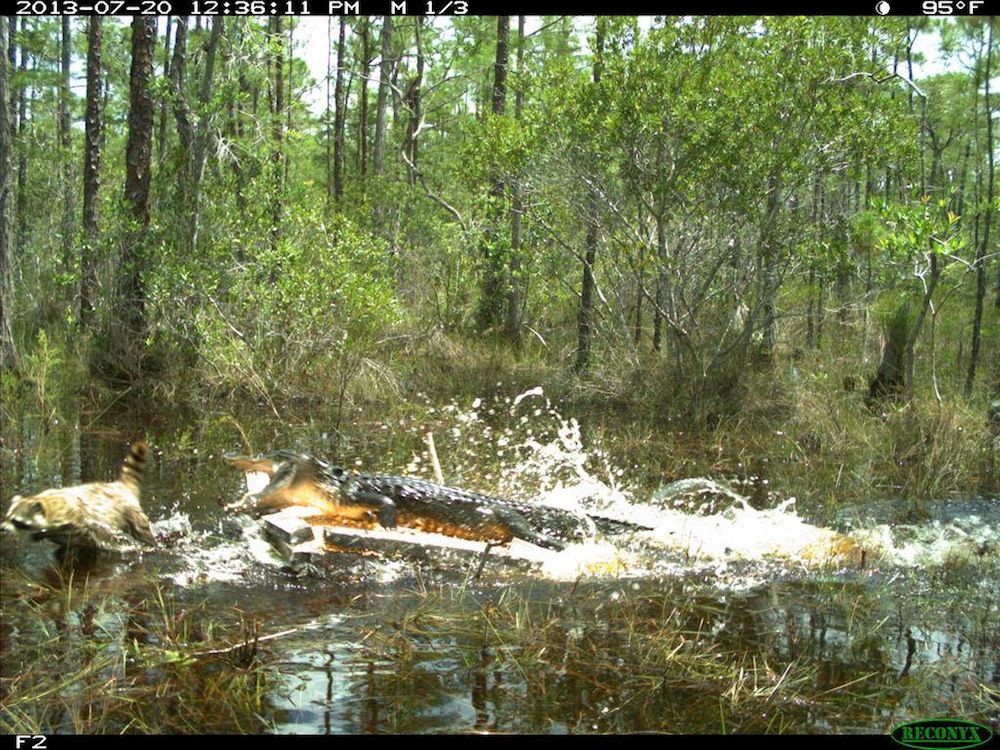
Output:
[851, 515, 999, 569]
[156, 386, 998, 585]
[407, 388, 998, 581]
[153, 513, 282, 587]
[401, 388, 863, 581]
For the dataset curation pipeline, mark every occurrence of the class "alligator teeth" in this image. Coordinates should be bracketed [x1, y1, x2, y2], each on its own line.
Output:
[243, 471, 272, 495]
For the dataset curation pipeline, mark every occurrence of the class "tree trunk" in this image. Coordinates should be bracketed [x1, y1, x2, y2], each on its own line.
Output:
[110, 17, 155, 382]
[60, 17, 74, 284]
[359, 18, 370, 180]
[0, 18, 17, 372]
[230, 20, 248, 216]
[122, 16, 155, 268]
[390, 52, 400, 131]
[807, 174, 820, 349]
[806, 266, 815, 349]
[491, 17, 509, 115]
[652, 212, 665, 353]
[867, 326, 906, 409]
[333, 16, 347, 202]
[816, 283, 824, 349]
[169, 18, 192, 157]
[14, 27, 27, 265]
[373, 16, 392, 177]
[80, 17, 103, 333]
[475, 16, 509, 333]
[632, 191, 645, 345]
[503, 15, 527, 343]
[634, 209, 644, 345]
[967, 22, 993, 395]
[574, 17, 604, 370]
[101, 63, 110, 150]
[404, 17, 424, 187]
[905, 252, 940, 403]
[325, 16, 332, 205]
[157, 16, 172, 163]
[6, 18, 13, 120]
[284, 22, 293, 184]
[187, 16, 222, 253]
[168, 16, 198, 251]
[953, 140, 971, 217]
[270, 16, 284, 253]
[757, 171, 781, 360]
[575, 215, 600, 371]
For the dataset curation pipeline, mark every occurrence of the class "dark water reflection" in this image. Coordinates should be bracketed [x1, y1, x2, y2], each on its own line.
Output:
[1, 407, 998, 734]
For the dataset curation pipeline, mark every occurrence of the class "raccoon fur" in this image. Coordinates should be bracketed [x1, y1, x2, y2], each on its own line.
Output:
[3, 441, 157, 551]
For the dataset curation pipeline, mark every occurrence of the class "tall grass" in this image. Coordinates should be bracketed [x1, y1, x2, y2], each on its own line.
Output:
[0, 573, 276, 734]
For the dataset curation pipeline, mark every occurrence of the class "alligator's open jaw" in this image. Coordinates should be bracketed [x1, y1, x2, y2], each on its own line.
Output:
[223, 452, 284, 475]
[223, 452, 289, 495]
[243, 471, 272, 495]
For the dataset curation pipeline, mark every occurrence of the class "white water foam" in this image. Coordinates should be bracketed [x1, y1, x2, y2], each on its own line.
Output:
[851, 516, 999, 569]
[440, 387, 991, 579]
[482, 388, 862, 578]
[154, 513, 284, 587]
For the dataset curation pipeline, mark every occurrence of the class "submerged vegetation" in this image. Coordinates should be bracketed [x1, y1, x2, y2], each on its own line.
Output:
[3, 566, 997, 734]
[0, 571, 274, 734]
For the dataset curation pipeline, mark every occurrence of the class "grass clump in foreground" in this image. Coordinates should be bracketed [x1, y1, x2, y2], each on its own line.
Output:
[0, 573, 276, 734]
[343, 578, 997, 734]
[1, 543, 996, 733]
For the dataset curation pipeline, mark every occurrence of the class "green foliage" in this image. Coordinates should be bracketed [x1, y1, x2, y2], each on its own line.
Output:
[875, 196, 966, 260]
[179, 209, 400, 405]
[460, 114, 533, 188]
[17, 329, 87, 428]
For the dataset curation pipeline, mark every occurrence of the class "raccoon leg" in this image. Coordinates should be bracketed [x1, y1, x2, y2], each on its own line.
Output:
[122, 506, 157, 547]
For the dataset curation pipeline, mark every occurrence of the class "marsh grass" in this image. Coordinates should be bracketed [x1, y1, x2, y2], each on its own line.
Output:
[1, 556, 996, 734]
[343, 582, 874, 733]
[3, 312, 992, 516]
[0, 573, 276, 734]
[305, 568, 996, 733]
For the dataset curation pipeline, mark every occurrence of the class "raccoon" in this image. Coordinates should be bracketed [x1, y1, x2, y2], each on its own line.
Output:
[3, 441, 157, 551]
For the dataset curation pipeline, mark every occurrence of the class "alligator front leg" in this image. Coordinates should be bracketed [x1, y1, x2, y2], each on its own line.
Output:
[351, 490, 398, 529]
[488, 507, 565, 551]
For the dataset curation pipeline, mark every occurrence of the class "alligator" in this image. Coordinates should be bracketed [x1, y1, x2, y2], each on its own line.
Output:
[223, 450, 608, 551]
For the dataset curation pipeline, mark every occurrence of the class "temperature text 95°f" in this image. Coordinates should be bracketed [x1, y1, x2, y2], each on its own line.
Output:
[922, 0, 985, 12]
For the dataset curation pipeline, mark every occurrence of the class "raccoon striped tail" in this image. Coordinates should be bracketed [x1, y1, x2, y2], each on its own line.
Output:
[119, 441, 149, 495]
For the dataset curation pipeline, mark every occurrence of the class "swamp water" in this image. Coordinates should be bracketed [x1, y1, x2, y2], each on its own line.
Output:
[1, 388, 997, 734]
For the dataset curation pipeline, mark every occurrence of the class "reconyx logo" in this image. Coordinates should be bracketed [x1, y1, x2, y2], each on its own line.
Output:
[891, 719, 994, 750]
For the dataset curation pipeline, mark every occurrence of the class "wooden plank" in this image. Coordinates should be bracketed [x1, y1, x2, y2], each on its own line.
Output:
[320, 526, 543, 572]
[257, 507, 557, 573]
